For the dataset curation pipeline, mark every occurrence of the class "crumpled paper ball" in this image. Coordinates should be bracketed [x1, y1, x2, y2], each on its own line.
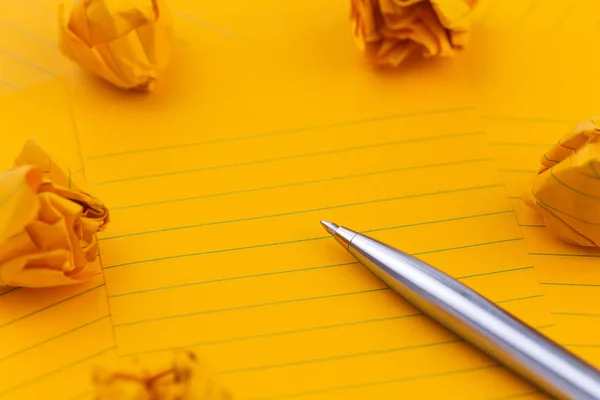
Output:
[524, 117, 600, 247]
[58, 0, 174, 91]
[92, 350, 234, 400]
[350, 0, 477, 67]
[0, 140, 109, 287]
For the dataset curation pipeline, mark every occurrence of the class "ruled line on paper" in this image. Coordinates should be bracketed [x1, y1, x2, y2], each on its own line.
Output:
[100, 184, 505, 241]
[224, 325, 547, 379]
[249, 364, 498, 400]
[540, 282, 600, 287]
[245, 362, 539, 400]
[529, 253, 600, 258]
[102, 211, 520, 269]
[0, 287, 18, 297]
[565, 344, 600, 349]
[222, 339, 464, 375]
[113, 284, 540, 330]
[0, 48, 57, 76]
[486, 114, 600, 355]
[120, 296, 546, 360]
[551, 312, 600, 318]
[0, 20, 57, 47]
[109, 262, 534, 299]
[0, 346, 116, 399]
[0, 284, 104, 330]
[120, 313, 424, 358]
[104, 236, 524, 271]
[108, 264, 540, 335]
[108, 157, 493, 211]
[0, 315, 110, 363]
[113, 288, 390, 328]
[85, 107, 475, 160]
[220, 311, 547, 376]
[91, 130, 485, 186]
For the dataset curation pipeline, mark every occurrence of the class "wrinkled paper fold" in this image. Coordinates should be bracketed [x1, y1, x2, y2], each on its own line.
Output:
[58, 0, 174, 91]
[93, 350, 235, 400]
[0, 140, 109, 287]
[350, 0, 477, 67]
[525, 118, 600, 247]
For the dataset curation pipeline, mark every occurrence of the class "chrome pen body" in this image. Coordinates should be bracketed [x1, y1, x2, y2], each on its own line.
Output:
[320, 220, 600, 400]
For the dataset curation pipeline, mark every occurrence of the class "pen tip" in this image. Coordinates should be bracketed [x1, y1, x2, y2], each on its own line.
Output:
[320, 220, 339, 235]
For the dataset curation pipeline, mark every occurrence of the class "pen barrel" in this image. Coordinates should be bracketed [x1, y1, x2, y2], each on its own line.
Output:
[348, 232, 600, 400]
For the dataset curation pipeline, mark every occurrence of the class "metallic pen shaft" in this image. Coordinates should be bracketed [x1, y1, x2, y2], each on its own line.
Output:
[321, 220, 600, 400]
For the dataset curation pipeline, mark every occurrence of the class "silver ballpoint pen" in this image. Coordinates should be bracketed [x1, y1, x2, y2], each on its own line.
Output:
[320, 220, 600, 400]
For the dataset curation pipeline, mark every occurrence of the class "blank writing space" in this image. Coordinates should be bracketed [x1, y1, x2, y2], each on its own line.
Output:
[0, 284, 109, 360]
[0, 275, 103, 326]
[492, 144, 544, 172]
[272, 366, 544, 400]
[0, 347, 117, 400]
[85, 108, 477, 184]
[0, 0, 59, 41]
[99, 196, 518, 268]
[0, 317, 113, 394]
[0, 25, 67, 75]
[419, 239, 532, 278]
[112, 259, 546, 358]
[456, 268, 542, 306]
[92, 133, 489, 209]
[104, 237, 531, 299]
[110, 264, 385, 325]
[569, 348, 600, 371]
[535, 256, 600, 284]
[198, 315, 453, 375]
[100, 183, 508, 262]
[109, 260, 539, 327]
[104, 239, 354, 296]
[500, 171, 534, 198]
[485, 118, 573, 144]
[69, 35, 474, 160]
[220, 341, 495, 399]
[115, 290, 413, 356]
[102, 159, 497, 239]
[523, 227, 600, 256]
[553, 315, 600, 343]
[0, 48, 55, 87]
[496, 296, 552, 329]
[544, 285, 600, 315]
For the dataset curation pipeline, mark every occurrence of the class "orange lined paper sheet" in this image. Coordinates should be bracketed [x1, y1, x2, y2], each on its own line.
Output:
[466, 28, 600, 367]
[67, 1, 551, 398]
[0, 79, 117, 400]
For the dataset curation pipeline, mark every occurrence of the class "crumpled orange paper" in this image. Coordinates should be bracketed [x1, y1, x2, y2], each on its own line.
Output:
[93, 350, 234, 400]
[524, 118, 600, 247]
[350, 0, 477, 67]
[0, 140, 109, 287]
[58, 0, 174, 91]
